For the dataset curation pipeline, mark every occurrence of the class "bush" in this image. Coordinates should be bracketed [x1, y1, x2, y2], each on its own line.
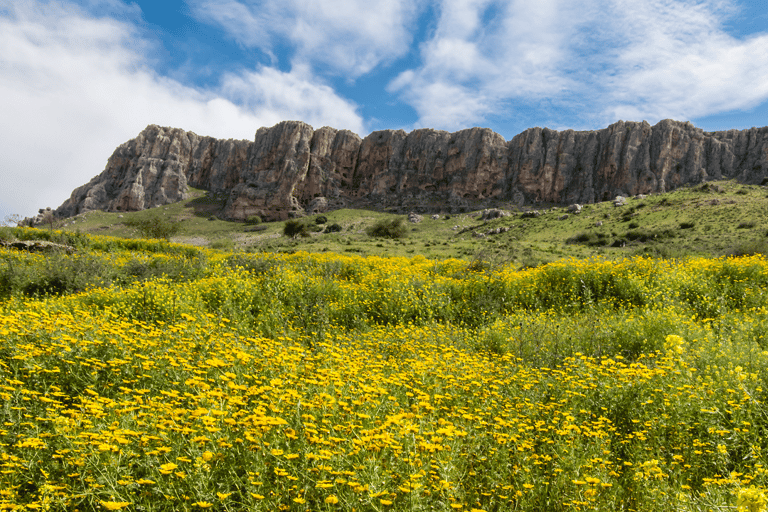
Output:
[366, 218, 408, 239]
[283, 220, 310, 238]
[324, 223, 343, 233]
[737, 220, 757, 229]
[726, 240, 768, 257]
[679, 221, 695, 229]
[245, 215, 262, 225]
[315, 215, 328, 225]
[124, 215, 181, 240]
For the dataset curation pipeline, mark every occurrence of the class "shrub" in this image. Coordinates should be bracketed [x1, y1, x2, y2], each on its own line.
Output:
[726, 240, 768, 257]
[315, 215, 328, 225]
[737, 220, 757, 229]
[366, 218, 408, 239]
[245, 215, 262, 225]
[324, 223, 343, 233]
[679, 221, 695, 229]
[566, 232, 593, 244]
[283, 220, 310, 238]
[124, 215, 181, 240]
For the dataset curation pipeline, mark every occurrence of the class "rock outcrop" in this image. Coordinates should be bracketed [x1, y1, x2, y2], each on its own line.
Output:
[55, 119, 768, 221]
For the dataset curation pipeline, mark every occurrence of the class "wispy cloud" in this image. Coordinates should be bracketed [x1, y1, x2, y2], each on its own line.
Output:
[597, 0, 768, 123]
[188, 0, 421, 77]
[220, 64, 364, 132]
[0, 0, 364, 218]
[389, 0, 768, 131]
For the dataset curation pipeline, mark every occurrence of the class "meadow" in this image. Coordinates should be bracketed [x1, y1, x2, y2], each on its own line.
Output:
[2, 226, 768, 511]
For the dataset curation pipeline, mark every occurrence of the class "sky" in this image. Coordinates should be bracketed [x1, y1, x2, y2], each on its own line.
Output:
[1, 0, 768, 220]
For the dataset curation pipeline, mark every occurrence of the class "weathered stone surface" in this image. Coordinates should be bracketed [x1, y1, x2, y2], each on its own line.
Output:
[54, 119, 768, 221]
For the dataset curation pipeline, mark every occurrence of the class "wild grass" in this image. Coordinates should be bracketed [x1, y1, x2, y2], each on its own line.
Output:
[47, 180, 768, 265]
[3, 229, 768, 510]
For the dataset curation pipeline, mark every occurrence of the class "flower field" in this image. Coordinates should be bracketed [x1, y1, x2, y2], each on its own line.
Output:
[3, 228, 768, 511]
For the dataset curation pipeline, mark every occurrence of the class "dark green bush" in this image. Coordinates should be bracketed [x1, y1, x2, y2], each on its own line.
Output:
[679, 221, 695, 229]
[245, 215, 262, 225]
[315, 215, 328, 225]
[283, 220, 310, 238]
[366, 218, 408, 239]
[726, 240, 768, 257]
[737, 220, 756, 229]
[324, 223, 343, 233]
[124, 215, 181, 240]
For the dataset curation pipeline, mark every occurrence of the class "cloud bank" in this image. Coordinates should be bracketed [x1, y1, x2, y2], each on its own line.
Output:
[0, 0, 364, 218]
[389, 0, 768, 130]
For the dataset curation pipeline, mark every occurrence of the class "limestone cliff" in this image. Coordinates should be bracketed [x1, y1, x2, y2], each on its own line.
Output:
[55, 119, 768, 221]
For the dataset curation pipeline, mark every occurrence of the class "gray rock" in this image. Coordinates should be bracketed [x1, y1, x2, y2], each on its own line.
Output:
[478, 208, 509, 220]
[53, 119, 768, 221]
[567, 203, 582, 213]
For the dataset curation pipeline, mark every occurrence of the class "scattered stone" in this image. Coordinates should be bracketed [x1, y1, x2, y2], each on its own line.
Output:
[613, 196, 627, 207]
[559, 214, 569, 221]
[432, 214, 440, 220]
[478, 208, 509, 221]
[408, 212, 423, 223]
[595, 221, 603, 227]
[567, 204, 582, 214]
[521, 210, 541, 219]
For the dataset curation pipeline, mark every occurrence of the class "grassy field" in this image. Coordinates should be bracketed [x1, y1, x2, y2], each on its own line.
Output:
[2, 224, 768, 510]
[49, 180, 768, 265]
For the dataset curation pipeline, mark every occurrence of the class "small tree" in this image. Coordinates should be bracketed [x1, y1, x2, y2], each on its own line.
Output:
[125, 215, 181, 240]
[1, 214, 23, 227]
[283, 220, 310, 238]
[40, 210, 55, 231]
[366, 217, 408, 239]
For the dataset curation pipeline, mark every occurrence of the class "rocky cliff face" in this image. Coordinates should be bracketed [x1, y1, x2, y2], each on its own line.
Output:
[55, 119, 768, 221]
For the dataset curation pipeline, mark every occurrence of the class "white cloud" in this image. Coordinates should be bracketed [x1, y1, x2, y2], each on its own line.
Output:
[188, 0, 421, 77]
[598, 0, 768, 123]
[389, 0, 768, 132]
[220, 65, 364, 132]
[389, 0, 584, 131]
[0, 0, 364, 219]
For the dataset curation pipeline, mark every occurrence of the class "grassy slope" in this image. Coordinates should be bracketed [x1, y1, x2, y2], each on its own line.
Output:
[55, 180, 768, 265]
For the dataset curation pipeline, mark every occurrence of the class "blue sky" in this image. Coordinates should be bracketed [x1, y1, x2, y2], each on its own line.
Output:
[1, 0, 767, 220]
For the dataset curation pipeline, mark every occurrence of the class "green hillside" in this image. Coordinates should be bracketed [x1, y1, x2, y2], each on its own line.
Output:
[52, 180, 768, 265]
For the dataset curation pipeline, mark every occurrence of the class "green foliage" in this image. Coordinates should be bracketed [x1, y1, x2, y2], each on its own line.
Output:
[315, 215, 328, 225]
[124, 214, 181, 240]
[4, 242, 768, 511]
[324, 223, 342, 233]
[738, 220, 757, 229]
[245, 215, 262, 225]
[283, 219, 310, 238]
[365, 217, 408, 239]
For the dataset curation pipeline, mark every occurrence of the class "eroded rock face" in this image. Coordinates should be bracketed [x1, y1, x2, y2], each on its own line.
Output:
[55, 120, 768, 221]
